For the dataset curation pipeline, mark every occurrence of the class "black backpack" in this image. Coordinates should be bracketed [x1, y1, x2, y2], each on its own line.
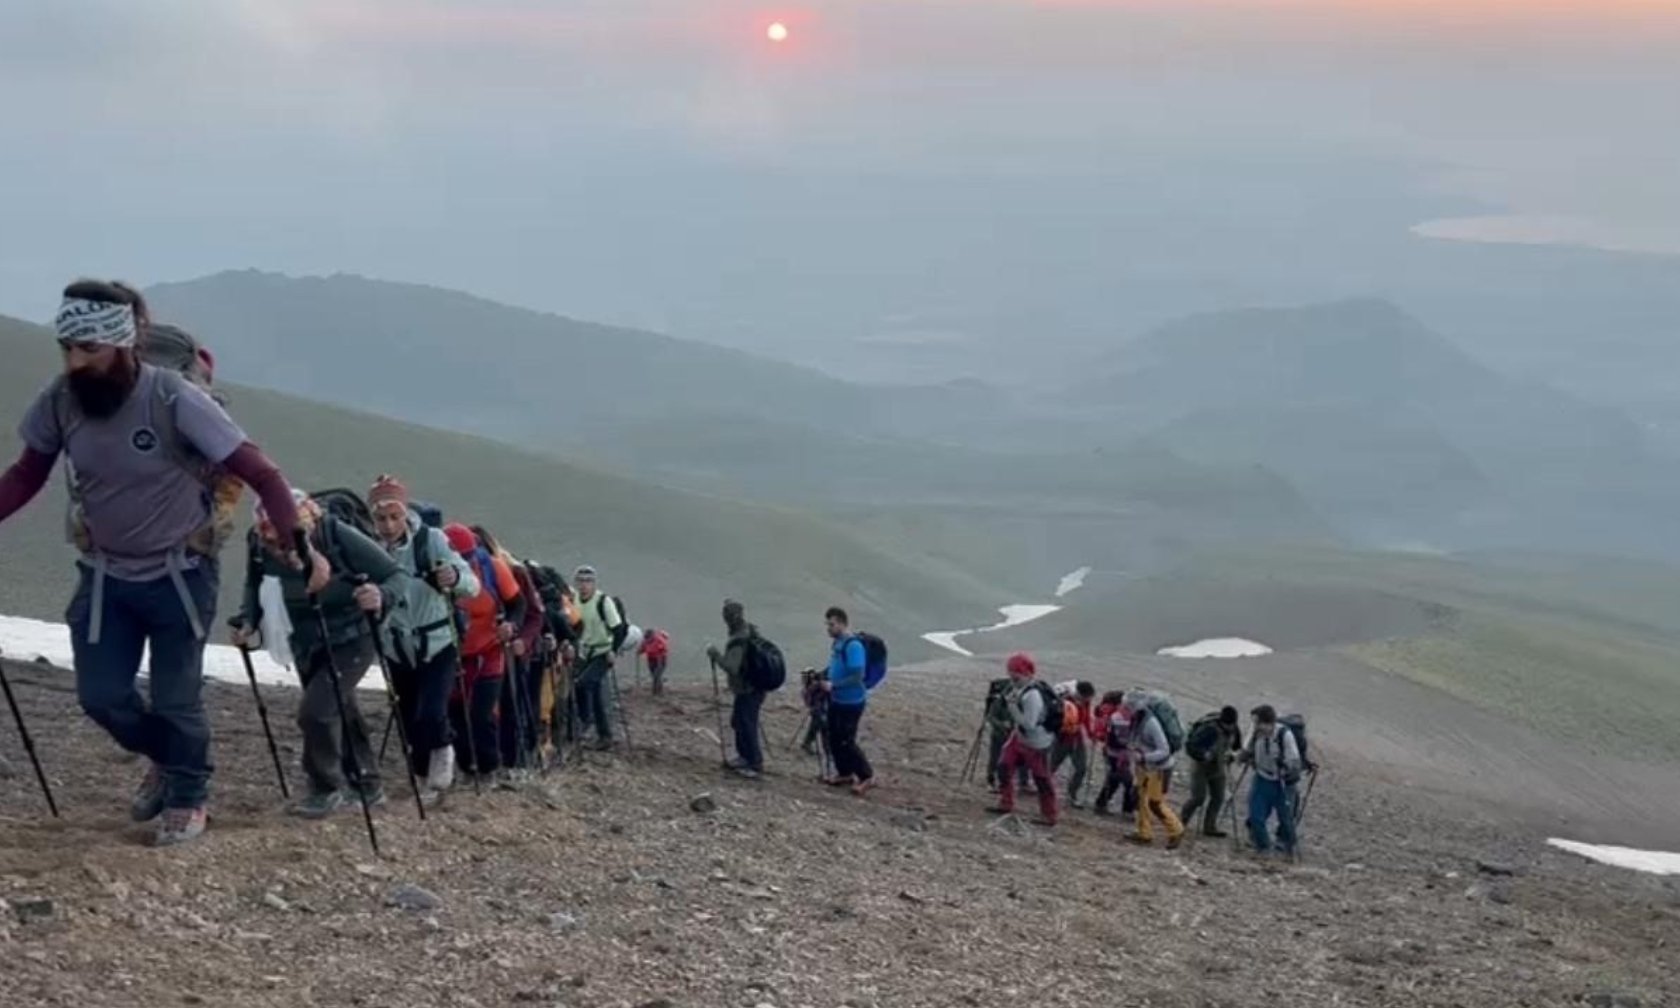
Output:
[1281, 714, 1309, 775]
[742, 633, 787, 693]
[1032, 681, 1065, 734]
[1185, 714, 1224, 764]
[595, 593, 630, 651]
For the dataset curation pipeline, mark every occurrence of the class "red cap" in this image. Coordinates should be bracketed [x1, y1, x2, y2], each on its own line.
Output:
[443, 522, 477, 554]
[1006, 652, 1036, 677]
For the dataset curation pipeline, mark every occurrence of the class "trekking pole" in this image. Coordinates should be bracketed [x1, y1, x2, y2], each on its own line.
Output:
[296, 530, 382, 856]
[786, 712, 809, 753]
[225, 620, 290, 799]
[607, 657, 633, 754]
[378, 709, 395, 763]
[958, 719, 985, 784]
[0, 653, 59, 818]
[707, 657, 729, 769]
[444, 617, 482, 795]
[355, 591, 426, 822]
[1293, 765, 1319, 828]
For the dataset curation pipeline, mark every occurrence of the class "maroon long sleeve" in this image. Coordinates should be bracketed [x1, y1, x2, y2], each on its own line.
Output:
[0, 447, 56, 525]
[222, 441, 299, 544]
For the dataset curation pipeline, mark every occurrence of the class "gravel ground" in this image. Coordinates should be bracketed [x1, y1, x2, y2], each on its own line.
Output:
[1, 655, 1677, 1008]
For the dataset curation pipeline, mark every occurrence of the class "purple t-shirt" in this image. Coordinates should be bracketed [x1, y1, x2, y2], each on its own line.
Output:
[19, 365, 248, 582]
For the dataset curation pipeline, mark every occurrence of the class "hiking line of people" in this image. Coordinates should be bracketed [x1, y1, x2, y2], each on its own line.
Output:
[961, 652, 1319, 856]
[0, 275, 1319, 861]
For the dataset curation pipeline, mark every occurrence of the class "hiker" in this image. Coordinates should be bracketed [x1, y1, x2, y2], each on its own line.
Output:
[982, 676, 1028, 792]
[1239, 704, 1302, 855]
[1180, 705, 1243, 838]
[473, 526, 546, 774]
[366, 475, 480, 802]
[640, 626, 671, 696]
[1124, 690, 1185, 849]
[798, 667, 830, 759]
[1049, 680, 1096, 808]
[525, 562, 579, 752]
[0, 279, 302, 846]
[820, 606, 876, 796]
[234, 490, 404, 817]
[1092, 691, 1138, 817]
[445, 523, 526, 779]
[705, 600, 764, 778]
[987, 652, 1057, 826]
[571, 565, 625, 750]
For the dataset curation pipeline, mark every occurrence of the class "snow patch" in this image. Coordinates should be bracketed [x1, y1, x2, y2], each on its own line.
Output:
[1157, 637, 1274, 659]
[922, 604, 1063, 658]
[0, 614, 375, 692]
[1055, 566, 1091, 598]
[1547, 838, 1680, 876]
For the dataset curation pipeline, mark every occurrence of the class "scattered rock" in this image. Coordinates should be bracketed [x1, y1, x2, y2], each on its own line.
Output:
[233, 930, 274, 943]
[355, 863, 393, 880]
[183, 993, 207, 1005]
[12, 897, 55, 923]
[548, 910, 581, 932]
[634, 1000, 674, 1008]
[1489, 887, 1514, 906]
[897, 890, 926, 905]
[386, 884, 442, 912]
[689, 793, 717, 814]
[261, 892, 291, 913]
[891, 812, 929, 832]
[1583, 992, 1642, 1008]
[1476, 859, 1519, 877]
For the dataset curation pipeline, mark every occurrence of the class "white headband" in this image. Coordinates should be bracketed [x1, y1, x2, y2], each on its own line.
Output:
[55, 297, 137, 348]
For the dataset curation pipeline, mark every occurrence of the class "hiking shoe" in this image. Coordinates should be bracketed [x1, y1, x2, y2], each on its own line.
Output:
[131, 763, 166, 822]
[986, 805, 1015, 816]
[851, 778, 876, 798]
[494, 769, 520, 791]
[289, 789, 345, 820]
[359, 783, 387, 808]
[733, 767, 762, 781]
[426, 747, 456, 792]
[1125, 833, 1154, 847]
[1069, 800, 1087, 810]
[1093, 805, 1113, 817]
[155, 806, 208, 847]
[1166, 833, 1185, 851]
[822, 775, 856, 788]
[1031, 816, 1057, 828]
[1201, 828, 1229, 839]
[589, 739, 615, 752]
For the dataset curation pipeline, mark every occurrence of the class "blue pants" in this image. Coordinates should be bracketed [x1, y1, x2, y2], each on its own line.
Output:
[731, 690, 765, 771]
[1247, 776, 1296, 853]
[67, 561, 219, 810]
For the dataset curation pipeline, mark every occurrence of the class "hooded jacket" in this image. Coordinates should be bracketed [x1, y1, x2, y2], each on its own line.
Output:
[1010, 679, 1054, 751]
[377, 510, 480, 666]
[715, 622, 756, 695]
[1125, 690, 1175, 773]
[242, 515, 404, 661]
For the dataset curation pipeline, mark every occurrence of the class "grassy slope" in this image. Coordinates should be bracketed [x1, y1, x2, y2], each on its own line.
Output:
[0, 315, 1007, 662]
[1014, 546, 1680, 761]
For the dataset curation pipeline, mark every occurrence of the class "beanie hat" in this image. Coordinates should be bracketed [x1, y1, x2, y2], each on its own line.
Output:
[722, 599, 745, 623]
[443, 522, 477, 554]
[368, 474, 409, 510]
[1006, 652, 1036, 677]
[1220, 705, 1240, 725]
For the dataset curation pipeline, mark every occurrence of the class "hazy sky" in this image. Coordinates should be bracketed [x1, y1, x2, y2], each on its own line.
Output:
[2, 0, 1677, 362]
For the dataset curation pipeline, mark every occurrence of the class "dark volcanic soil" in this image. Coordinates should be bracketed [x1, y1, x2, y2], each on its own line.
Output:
[1, 656, 1676, 1008]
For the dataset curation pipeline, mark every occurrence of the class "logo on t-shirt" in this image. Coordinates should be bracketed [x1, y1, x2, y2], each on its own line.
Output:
[130, 427, 159, 454]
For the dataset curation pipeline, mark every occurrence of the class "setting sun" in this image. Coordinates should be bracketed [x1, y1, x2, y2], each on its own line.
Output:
[767, 21, 789, 42]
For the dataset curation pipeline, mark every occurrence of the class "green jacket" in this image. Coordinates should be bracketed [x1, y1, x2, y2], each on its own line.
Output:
[241, 517, 405, 661]
[714, 623, 756, 695]
[574, 590, 624, 660]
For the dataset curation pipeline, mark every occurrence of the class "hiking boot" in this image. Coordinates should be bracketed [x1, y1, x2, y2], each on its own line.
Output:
[733, 767, 762, 781]
[1093, 805, 1113, 817]
[289, 789, 345, 820]
[589, 738, 615, 752]
[986, 805, 1015, 816]
[1166, 833, 1185, 851]
[1202, 828, 1229, 839]
[131, 763, 165, 822]
[851, 777, 876, 798]
[494, 769, 520, 791]
[155, 806, 208, 847]
[1125, 833, 1154, 847]
[1031, 816, 1057, 828]
[426, 747, 456, 792]
[1070, 800, 1087, 811]
[822, 775, 856, 788]
[359, 783, 387, 808]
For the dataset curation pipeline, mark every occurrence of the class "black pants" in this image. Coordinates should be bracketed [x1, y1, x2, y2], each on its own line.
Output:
[391, 644, 457, 778]
[575, 653, 614, 742]
[1096, 755, 1138, 814]
[297, 637, 380, 795]
[498, 656, 543, 768]
[449, 668, 502, 775]
[826, 702, 872, 782]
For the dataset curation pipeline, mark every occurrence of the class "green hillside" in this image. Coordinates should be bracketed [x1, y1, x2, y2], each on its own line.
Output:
[0, 314, 1009, 667]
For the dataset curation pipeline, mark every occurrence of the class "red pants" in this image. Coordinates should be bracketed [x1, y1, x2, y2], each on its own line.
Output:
[997, 735, 1057, 823]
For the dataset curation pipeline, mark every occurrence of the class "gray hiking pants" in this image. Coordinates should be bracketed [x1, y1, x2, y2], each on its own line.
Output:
[297, 636, 381, 796]
[1180, 760, 1228, 834]
[1050, 735, 1090, 804]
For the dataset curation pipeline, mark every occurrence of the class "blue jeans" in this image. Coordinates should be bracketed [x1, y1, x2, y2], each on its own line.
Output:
[1247, 776, 1296, 853]
[67, 561, 219, 810]
[731, 690, 765, 771]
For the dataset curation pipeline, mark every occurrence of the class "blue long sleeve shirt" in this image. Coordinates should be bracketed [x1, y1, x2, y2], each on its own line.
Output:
[827, 635, 868, 707]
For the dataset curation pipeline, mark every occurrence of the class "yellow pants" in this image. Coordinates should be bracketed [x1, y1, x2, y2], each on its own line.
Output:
[1134, 767, 1185, 842]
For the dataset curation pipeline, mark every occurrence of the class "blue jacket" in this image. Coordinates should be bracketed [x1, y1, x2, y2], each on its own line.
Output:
[827, 634, 868, 707]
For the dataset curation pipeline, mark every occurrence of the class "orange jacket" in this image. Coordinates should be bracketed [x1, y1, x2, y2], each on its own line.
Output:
[457, 553, 522, 657]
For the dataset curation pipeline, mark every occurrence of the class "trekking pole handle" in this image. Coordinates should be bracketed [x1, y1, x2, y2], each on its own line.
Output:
[292, 528, 317, 595]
